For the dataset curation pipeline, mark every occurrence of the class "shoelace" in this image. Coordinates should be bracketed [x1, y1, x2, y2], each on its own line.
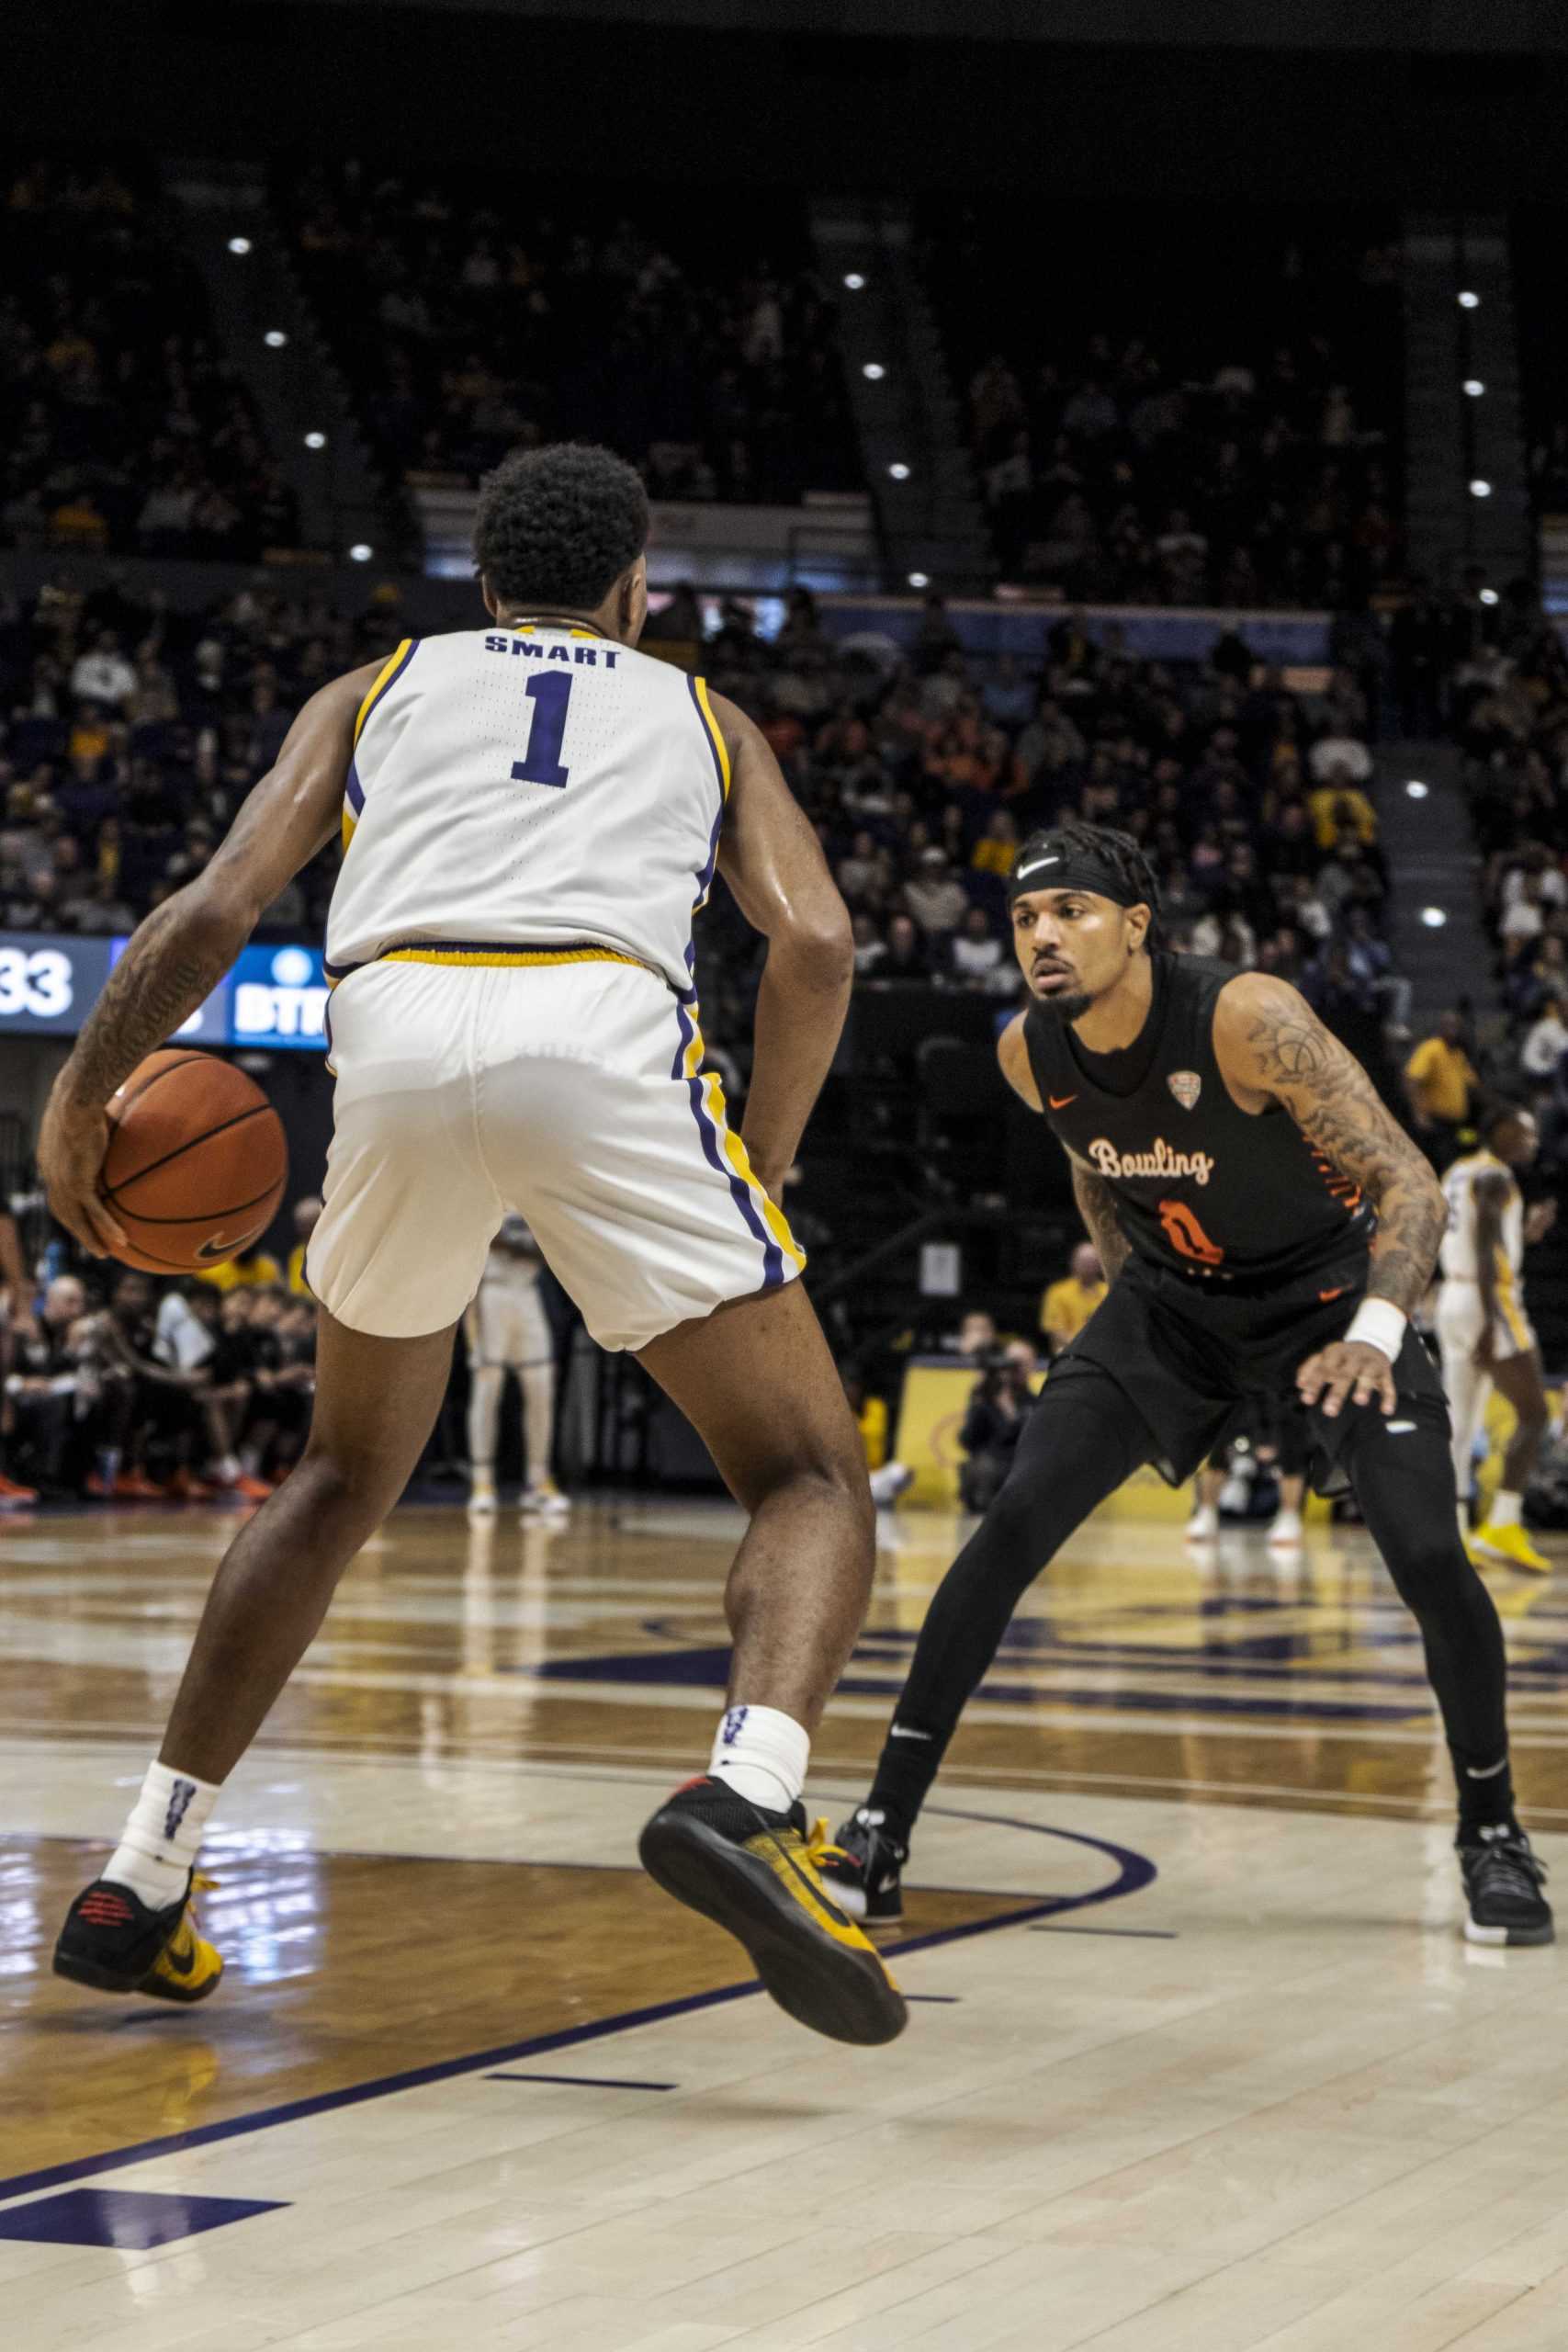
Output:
[185, 1870, 219, 1927]
[799, 1819, 849, 1875]
[744, 1815, 854, 1883]
[1470, 1840, 1548, 1902]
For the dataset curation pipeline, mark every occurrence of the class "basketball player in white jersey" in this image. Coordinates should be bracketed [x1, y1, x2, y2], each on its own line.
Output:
[465, 1214, 568, 1516]
[1437, 1102, 1555, 1573]
[40, 444, 905, 2046]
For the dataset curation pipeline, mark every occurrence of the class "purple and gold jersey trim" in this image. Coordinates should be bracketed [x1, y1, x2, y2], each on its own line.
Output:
[353, 638, 420, 746]
[322, 939, 655, 983]
[343, 638, 421, 848]
[670, 994, 805, 1288]
[687, 674, 730, 804]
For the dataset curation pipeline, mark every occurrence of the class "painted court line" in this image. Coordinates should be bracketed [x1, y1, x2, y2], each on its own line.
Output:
[0, 1814, 1155, 2208]
[1029, 1925, 1179, 1940]
[486, 2072, 677, 2090]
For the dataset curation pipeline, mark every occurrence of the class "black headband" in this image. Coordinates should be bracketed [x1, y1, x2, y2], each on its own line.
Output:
[1007, 840, 1145, 909]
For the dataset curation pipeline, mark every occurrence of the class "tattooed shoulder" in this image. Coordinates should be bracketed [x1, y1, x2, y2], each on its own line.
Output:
[1220, 975, 1337, 1088]
[1219, 973, 1402, 1168]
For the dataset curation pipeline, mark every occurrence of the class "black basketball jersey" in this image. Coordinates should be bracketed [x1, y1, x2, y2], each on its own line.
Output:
[1023, 953, 1375, 1286]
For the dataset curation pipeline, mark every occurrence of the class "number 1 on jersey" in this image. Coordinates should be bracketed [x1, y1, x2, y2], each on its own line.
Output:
[511, 673, 572, 789]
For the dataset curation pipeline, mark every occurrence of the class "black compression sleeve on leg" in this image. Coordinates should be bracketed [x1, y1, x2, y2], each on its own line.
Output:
[1345, 1395, 1514, 1830]
[866, 1359, 1156, 1844]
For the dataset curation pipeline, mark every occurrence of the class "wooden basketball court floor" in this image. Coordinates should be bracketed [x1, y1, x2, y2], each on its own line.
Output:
[6, 1491, 1568, 2351]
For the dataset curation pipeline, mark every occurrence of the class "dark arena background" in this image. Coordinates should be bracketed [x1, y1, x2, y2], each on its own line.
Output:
[7, 5, 1568, 2345]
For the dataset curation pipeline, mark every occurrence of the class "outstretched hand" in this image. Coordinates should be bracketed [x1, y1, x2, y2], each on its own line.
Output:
[1296, 1340, 1397, 1419]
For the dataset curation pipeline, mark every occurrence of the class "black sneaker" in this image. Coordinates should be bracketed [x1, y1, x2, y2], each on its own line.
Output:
[53, 1871, 224, 2001]
[818, 1805, 908, 1927]
[638, 1777, 907, 2046]
[1458, 1825, 1554, 1948]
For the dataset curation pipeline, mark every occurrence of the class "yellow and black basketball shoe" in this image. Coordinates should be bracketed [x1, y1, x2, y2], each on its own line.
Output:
[638, 1777, 907, 2045]
[53, 1871, 223, 2002]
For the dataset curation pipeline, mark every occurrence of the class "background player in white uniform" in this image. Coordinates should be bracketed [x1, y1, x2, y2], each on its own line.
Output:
[41, 444, 904, 2047]
[465, 1215, 566, 1516]
[1438, 1103, 1556, 1572]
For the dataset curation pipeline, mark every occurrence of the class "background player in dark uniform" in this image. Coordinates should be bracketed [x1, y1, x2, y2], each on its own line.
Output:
[823, 820, 1551, 1949]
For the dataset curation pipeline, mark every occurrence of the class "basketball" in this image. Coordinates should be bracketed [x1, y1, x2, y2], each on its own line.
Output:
[98, 1049, 288, 1276]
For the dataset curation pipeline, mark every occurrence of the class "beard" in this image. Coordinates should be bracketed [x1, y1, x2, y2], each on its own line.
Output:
[1032, 981, 1094, 1023]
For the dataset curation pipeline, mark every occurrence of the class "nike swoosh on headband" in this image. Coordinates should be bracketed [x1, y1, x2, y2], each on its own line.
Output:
[1013, 856, 1063, 882]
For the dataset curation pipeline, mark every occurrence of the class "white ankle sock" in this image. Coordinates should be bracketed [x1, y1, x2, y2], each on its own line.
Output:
[1491, 1488, 1522, 1529]
[105, 1760, 221, 1907]
[708, 1703, 809, 1814]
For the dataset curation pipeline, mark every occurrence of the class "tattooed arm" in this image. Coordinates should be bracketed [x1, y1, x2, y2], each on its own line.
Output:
[39, 662, 378, 1255]
[1213, 974, 1445, 1312]
[1213, 973, 1447, 1416]
[1068, 1159, 1132, 1283]
[997, 1013, 1130, 1283]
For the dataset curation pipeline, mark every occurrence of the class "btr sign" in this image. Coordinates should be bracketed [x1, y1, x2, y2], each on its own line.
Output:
[230, 945, 331, 1048]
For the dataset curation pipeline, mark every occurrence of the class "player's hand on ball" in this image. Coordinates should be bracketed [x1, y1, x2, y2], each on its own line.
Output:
[1296, 1340, 1396, 1419]
[38, 1095, 128, 1260]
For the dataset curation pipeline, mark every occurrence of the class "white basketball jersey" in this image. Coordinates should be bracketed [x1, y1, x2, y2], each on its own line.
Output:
[325, 623, 729, 993]
[1439, 1149, 1522, 1282]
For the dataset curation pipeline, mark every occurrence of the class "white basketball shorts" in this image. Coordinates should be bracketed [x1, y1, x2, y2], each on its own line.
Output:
[466, 1277, 553, 1370]
[1436, 1276, 1536, 1369]
[307, 958, 806, 1350]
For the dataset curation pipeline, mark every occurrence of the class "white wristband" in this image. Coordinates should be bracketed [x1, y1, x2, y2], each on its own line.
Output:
[1344, 1298, 1407, 1363]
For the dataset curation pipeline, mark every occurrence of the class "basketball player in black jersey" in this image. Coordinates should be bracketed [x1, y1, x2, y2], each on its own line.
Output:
[823, 820, 1551, 1947]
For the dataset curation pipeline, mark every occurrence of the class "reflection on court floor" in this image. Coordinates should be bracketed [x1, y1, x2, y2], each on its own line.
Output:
[4, 1497, 1567, 2349]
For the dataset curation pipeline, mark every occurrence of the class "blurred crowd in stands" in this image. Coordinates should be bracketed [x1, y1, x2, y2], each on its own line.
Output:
[1448, 581, 1568, 1176]
[7, 557, 1568, 1490]
[0, 161, 299, 560]
[0, 1239, 318, 1507]
[928, 213, 1403, 604]
[16, 555, 1568, 1167]
[682, 589, 1413, 1108]
[1, 561, 1417, 1113]
[279, 163, 857, 503]
[0, 571, 408, 939]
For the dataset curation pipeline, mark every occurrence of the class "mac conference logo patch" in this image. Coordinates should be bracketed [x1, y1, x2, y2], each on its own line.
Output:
[1168, 1070, 1201, 1112]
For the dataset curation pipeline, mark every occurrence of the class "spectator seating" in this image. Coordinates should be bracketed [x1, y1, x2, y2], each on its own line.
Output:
[0, 158, 299, 560]
[0, 571, 405, 939]
[690, 594, 1407, 1116]
[0, 569, 1407, 1088]
[276, 163, 858, 503]
[1514, 207, 1568, 524]
[0, 561, 1432, 1473]
[1449, 591, 1568, 1170]
[920, 204, 1404, 604]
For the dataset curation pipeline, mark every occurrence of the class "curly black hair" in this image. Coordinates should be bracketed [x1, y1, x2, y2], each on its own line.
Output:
[1011, 819, 1163, 938]
[472, 442, 649, 613]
